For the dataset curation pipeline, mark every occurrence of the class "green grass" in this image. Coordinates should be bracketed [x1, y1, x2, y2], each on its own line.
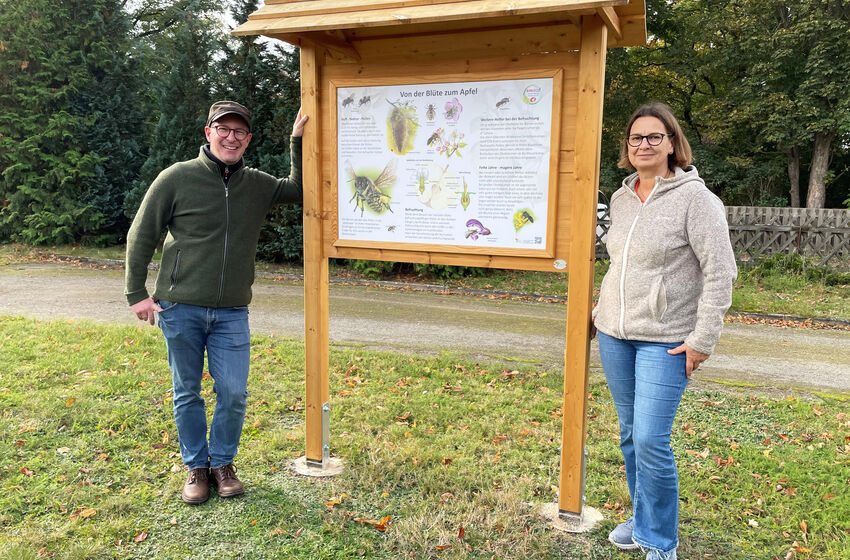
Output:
[1, 317, 847, 559]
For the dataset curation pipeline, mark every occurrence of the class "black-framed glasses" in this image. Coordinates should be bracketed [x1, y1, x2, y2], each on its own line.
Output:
[627, 133, 672, 147]
[211, 125, 249, 140]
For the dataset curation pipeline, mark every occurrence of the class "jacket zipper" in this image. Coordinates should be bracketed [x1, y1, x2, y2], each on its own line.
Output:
[216, 168, 231, 306]
[169, 250, 182, 291]
[617, 184, 659, 338]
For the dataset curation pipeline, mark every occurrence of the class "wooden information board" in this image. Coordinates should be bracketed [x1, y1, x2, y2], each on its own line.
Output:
[235, 0, 647, 525]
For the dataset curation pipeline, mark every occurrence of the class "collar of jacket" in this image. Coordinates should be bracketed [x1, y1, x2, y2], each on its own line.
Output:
[622, 165, 704, 200]
[201, 144, 245, 182]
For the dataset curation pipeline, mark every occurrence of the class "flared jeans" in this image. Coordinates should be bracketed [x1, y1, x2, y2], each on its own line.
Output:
[157, 300, 250, 470]
[598, 331, 689, 554]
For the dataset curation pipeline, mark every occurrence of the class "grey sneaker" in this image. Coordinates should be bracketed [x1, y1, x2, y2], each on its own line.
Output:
[646, 548, 677, 560]
[608, 517, 640, 550]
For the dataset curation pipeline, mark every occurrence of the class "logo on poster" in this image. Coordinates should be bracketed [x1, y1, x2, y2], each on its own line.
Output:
[523, 85, 543, 105]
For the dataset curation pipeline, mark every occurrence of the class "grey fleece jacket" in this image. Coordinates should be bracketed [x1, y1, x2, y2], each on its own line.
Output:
[593, 166, 737, 355]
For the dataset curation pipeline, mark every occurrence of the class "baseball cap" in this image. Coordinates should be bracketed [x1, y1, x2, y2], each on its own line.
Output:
[207, 100, 252, 130]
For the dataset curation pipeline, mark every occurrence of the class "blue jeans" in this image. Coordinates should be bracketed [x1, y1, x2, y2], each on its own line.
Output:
[157, 301, 251, 470]
[598, 331, 688, 554]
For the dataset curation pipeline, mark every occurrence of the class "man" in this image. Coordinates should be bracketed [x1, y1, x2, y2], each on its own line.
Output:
[125, 101, 308, 504]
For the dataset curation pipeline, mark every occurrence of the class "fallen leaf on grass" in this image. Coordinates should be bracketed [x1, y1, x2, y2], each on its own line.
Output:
[65, 397, 76, 407]
[133, 530, 147, 543]
[20, 467, 34, 476]
[70, 507, 97, 520]
[790, 541, 810, 553]
[436, 544, 453, 550]
[352, 515, 392, 532]
[458, 526, 465, 540]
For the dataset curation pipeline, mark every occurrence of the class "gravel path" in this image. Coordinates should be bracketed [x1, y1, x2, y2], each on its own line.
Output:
[1, 261, 848, 395]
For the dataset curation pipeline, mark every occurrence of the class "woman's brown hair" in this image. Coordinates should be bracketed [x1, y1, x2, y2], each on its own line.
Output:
[618, 102, 693, 171]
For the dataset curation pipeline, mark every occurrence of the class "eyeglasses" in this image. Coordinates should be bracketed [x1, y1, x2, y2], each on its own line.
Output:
[211, 125, 249, 140]
[627, 133, 673, 147]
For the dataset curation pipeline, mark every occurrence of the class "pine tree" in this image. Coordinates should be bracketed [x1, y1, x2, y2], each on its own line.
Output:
[0, 0, 144, 244]
[123, 3, 221, 219]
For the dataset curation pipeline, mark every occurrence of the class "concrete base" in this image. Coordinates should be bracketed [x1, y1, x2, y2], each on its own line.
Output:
[538, 502, 603, 533]
[290, 456, 344, 477]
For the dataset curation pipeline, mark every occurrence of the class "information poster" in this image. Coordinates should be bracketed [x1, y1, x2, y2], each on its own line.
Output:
[336, 78, 554, 251]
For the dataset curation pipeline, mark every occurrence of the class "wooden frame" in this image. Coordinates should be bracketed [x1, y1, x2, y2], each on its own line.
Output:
[327, 69, 565, 261]
[320, 52, 580, 273]
[235, 0, 646, 524]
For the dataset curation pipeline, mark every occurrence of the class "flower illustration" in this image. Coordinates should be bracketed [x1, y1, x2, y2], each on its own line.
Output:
[444, 98, 462, 121]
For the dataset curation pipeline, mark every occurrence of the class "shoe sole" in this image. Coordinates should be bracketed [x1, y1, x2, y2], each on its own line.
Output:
[608, 535, 640, 551]
[215, 488, 245, 498]
[181, 492, 209, 505]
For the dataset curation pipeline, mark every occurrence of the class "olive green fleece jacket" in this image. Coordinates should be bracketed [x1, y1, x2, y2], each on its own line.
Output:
[593, 166, 737, 355]
[124, 138, 302, 308]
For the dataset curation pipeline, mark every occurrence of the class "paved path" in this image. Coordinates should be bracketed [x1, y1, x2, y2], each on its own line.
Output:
[1, 262, 848, 395]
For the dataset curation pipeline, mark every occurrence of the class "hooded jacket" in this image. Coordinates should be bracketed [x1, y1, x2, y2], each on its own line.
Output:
[124, 138, 302, 308]
[593, 165, 737, 355]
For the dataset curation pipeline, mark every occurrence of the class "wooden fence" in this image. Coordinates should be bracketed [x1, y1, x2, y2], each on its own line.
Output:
[726, 207, 850, 266]
[595, 204, 850, 266]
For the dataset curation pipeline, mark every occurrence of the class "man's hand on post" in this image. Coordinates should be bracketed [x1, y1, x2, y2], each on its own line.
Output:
[291, 108, 309, 137]
[131, 297, 162, 326]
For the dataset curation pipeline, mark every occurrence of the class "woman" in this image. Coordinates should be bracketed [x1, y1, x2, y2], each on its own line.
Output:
[593, 103, 737, 560]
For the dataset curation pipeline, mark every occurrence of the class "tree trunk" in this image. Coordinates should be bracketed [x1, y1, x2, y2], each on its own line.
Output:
[806, 132, 834, 209]
[786, 146, 800, 207]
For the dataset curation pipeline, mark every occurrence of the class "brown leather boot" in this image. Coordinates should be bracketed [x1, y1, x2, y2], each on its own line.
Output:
[210, 463, 244, 498]
[181, 468, 210, 504]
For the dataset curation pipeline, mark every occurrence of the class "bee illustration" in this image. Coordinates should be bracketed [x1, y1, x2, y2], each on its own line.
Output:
[341, 93, 355, 108]
[386, 99, 418, 155]
[496, 97, 510, 108]
[513, 209, 535, 232]
[387, 225, 397, 233]
[358, 95, 371, 107]
[346, 160, 396, 216]
[425, 104, 436, 121]
[427, 130, 441, 146]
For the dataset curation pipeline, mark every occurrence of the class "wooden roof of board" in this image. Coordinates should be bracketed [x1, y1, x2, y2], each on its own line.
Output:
[232, 0, 647, 54]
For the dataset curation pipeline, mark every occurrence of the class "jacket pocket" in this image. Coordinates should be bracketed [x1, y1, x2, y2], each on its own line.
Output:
[169, 250, 182, 292]
[649, 276, 668, 322]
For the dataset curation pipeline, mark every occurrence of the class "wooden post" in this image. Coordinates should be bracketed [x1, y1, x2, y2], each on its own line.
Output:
[300, 41, 330, 466]
[558, 15, 607, 518]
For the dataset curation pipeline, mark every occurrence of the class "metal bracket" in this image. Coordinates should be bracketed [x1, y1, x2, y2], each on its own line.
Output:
[305, 402, 331, 469]
[321, 401, 330, 465]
